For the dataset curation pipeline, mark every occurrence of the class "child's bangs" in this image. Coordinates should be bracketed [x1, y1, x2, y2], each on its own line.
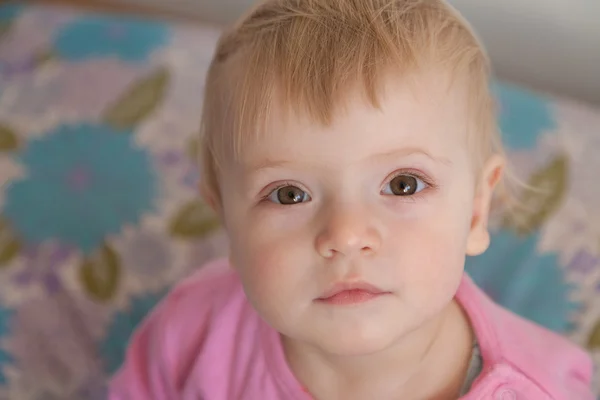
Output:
[203, 0, 486, 166]
[206, 35, 407, 167]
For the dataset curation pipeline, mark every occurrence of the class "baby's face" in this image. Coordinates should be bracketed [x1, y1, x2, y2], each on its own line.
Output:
[219, 71, 485, 355]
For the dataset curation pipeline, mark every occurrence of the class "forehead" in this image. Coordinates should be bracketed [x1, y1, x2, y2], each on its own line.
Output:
[238, 70, 471, 169]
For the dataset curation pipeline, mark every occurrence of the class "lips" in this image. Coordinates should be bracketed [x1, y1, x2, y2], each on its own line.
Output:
[316, 282, 390, 305]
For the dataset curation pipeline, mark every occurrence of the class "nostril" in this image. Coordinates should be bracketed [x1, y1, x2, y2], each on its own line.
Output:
[361, 246, 373, 254]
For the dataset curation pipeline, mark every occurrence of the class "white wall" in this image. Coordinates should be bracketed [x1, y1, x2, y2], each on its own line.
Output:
[449, 0, 600, 104]
[115, 0, 600, 104]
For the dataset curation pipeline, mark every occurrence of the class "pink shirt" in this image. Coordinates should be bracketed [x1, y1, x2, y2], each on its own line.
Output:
[109, 259, 594, 399]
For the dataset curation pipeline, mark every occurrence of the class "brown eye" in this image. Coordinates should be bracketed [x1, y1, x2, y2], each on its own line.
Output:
[386, 175, 423, 196]
[270, 185, 310, 205]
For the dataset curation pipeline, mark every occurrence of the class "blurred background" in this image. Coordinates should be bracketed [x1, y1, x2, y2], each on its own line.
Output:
[0, 0, 598, 399]
[42, 0, 600, 105]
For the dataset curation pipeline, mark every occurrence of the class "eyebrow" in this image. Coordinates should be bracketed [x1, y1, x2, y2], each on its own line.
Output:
[244, 158, 295, 172]
[245, 147, 452, 173]
[365, 147, 453, 166]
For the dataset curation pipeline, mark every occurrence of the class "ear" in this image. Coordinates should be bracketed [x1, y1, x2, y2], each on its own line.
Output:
[466, 155, 505, 256]
[200, 180, 222, 216]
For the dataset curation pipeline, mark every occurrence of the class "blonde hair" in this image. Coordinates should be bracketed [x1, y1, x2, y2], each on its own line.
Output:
[200, 0, 507, 204]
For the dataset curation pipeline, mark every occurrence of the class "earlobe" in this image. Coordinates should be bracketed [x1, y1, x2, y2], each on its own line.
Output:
[466, 227, 490, 256]
[466, 155, 505, 257]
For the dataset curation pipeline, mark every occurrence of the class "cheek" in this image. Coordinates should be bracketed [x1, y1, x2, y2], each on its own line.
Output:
[387, 187, 473, 259]
[226, 215, 314, 306]
[390, 222, 466, 279]
[230, 213, 308, 267]
[385, 202, 472, 305]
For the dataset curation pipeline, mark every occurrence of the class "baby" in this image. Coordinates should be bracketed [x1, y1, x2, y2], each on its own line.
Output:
[109, 0, 593, 399]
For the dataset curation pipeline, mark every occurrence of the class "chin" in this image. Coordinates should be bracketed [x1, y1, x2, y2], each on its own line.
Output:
[315, 329, 396, 357]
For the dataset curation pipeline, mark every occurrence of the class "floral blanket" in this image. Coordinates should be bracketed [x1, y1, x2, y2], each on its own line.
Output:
[0, 3, 600, 399]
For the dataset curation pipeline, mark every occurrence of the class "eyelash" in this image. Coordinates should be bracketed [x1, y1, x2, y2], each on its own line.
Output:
[259, 181, 306, 203]
[260, 170, 438, 204]
[383, 169, 437, 200]
[385, 169, 437, 189]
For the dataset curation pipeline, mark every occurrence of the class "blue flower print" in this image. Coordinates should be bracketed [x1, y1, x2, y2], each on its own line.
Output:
[53, 15, 169, 62]
[0, 306, 13, 386]
[492, 82, 557, 150]
[465, 230, 579, 333]
[3, 123, 157, 253]
[100, 289, 168, 374]
[0, 2, 24, 24]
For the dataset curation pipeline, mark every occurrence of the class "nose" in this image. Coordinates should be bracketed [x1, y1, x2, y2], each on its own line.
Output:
[315, 203, 382, 259]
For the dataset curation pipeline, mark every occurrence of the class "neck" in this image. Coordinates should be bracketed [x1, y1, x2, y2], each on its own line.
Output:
[282, 300, 473, 400]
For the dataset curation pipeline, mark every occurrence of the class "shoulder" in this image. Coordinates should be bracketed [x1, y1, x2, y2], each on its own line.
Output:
[144, 258, 247, 346]
[109, 259, 260, 399]
[458, 275, 594, 400]
[163, 258, 244, 315]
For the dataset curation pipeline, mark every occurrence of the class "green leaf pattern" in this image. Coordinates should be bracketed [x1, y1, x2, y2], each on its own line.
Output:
[0, 217, 20, 267]
[0, 124, 19, 151]
[79, 243, 121, 301]
[503, 155, 568, 235]
[587, 319, 600, 350]
[103, 68, 170, 130]
[169, 200, 220, 239]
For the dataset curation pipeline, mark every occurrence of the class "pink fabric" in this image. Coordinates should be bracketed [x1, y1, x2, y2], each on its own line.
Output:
[109, 259, 594, 399]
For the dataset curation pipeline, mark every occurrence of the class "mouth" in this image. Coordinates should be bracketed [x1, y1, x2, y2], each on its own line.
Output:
[315, 282, 391, 306]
